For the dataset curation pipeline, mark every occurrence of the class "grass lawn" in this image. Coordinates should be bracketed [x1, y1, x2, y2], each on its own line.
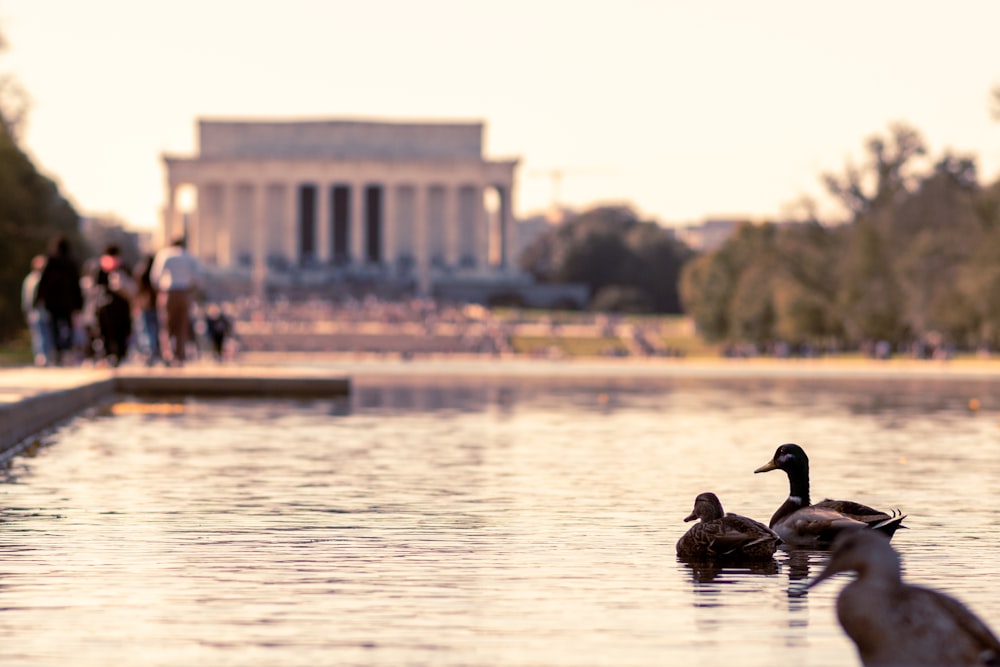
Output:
[510, 335, 628, 358]
[0, 334, 33, 367]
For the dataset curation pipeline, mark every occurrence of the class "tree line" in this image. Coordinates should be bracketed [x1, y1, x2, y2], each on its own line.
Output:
[0, 103, 84, 343]
[679, 122, 1000, 354]
[523, 118, 1000, 357]
[519, 205, 694, 314]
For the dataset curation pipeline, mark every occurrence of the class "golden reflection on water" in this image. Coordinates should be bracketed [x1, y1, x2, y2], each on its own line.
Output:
[0, 375, 999, 666]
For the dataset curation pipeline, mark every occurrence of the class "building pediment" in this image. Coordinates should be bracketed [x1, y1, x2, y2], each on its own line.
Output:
[197, 118, 486, 161]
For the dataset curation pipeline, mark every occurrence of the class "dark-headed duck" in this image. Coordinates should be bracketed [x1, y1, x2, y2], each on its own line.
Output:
[754, 443, 905, 548]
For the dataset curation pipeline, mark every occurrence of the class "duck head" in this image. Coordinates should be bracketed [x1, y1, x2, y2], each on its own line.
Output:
[754, 443, 809, 475]
[684, 492, 725, 523]
[807, 528, 900, 589]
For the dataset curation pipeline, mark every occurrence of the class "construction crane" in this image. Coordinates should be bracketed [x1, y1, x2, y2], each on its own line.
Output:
[526, 167, 610, 223]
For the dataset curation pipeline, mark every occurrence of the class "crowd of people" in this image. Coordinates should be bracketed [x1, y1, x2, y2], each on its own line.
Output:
[20, 235, 234, 368]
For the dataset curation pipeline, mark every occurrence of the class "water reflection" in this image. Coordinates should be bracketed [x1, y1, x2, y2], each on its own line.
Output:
[680, 556, 781, 585]
[679, 547, 828, 597]
[1, 374, 1000, 667]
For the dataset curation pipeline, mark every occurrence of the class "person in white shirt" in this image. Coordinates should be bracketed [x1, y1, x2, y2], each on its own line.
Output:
[150, 236, 201, 365]
[21, 254, 53, 366]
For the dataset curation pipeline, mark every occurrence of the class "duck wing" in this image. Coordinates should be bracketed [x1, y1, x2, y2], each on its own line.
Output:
[921, 586, 1000, 662]
[815, 498, 890, 521]
[725, 512, 776, 536]
[859, 586, 1000, 666]
[676, 523, 721, 558]
[711, 515, 780, 556]
[775, 506, 868, 547]
[678, 517, 778, 558]
[815, 498, 908, 538]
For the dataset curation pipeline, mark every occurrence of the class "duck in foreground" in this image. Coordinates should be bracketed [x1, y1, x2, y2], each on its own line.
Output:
[676, 492, 780, 560]
[809, 529, 1000, 666]
[754, 443, 906, 548]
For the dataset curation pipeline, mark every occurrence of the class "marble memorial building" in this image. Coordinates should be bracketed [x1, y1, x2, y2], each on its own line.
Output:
[162, 119, 520, 295]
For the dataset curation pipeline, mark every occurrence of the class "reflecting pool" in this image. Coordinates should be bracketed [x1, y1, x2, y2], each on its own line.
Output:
[2, 373, 1000, 666]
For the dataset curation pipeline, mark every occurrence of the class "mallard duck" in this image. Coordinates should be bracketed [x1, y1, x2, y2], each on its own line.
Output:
[809, 529, 1000, 666]
[676, 492, 780, 560]
[754, 443, 906, 548]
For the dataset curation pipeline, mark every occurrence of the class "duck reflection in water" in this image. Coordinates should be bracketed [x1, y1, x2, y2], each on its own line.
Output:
[809, 529, 1000, 667]
[681, 556, 780, 584]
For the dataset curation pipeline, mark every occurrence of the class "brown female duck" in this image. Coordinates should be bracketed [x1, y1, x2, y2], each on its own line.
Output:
[754, 443, 906, 548]
[809, 529, 1000, 666]
[676, 492, 780, 560]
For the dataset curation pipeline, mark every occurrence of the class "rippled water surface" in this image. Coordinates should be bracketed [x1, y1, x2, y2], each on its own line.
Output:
[4, 373, 1000, 666]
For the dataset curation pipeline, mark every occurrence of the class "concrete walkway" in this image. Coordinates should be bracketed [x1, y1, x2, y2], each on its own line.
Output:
[0, 361, 351, 457]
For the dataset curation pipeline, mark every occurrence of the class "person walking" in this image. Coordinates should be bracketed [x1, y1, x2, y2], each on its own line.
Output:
[150, 236, 201, 366]
[34, 235, 84, 366]
[133, 253, 161, 366]
[21, 254, 53, 366]
[94, 244, 136, 367]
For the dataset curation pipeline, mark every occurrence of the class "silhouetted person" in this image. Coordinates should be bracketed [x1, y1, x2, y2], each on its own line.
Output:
[151, 236, 201, 366]
[204, 303, 232, 362]
[94, 244, 135, 366]
[34, 236, 83, 365]
[21, 254, 53, 366]
[133, 253, 161, 366]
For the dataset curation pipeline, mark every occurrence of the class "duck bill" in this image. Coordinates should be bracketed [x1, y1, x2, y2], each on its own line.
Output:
[754, 459, 778, 474]
[806, 564, 837, 589]
[683, 511, 698, 522]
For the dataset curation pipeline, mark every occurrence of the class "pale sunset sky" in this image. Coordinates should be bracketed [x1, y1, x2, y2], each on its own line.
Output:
[2, 0, 999, 231]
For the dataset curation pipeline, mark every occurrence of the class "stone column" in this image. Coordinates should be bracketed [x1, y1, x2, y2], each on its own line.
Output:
[186, 208, 199, 258]
[414, 184, 430, 295]
[253, 183, 267, 299]
[469, 184, 484, 270]
[506, 184, 518, 271]
[499, 184, 517, 271]
[163, 181, 178, 246]
[351, 182, 365, 265]
[445, 183, 459, 269]
[217, 182, 233, 268]
[196, 183, 213, 263]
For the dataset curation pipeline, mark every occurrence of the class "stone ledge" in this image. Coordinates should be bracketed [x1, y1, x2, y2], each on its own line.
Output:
[0, 379, 117, 458]
[0, 373, 351, 458]
[115, 375, 350, 397]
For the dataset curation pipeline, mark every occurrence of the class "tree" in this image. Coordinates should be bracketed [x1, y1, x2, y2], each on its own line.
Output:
[770, 222, 846, 345]
[823, 122, 927, 220]
[836, 217, 907, 345]
[0, 29, 28, 142]
[0, 27, 83, 342]
[521, 205, 693, 314]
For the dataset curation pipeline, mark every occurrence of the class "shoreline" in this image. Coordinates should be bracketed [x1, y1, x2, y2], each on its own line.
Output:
[238, 351, 1000, 381]
[2, 353, 997, 456]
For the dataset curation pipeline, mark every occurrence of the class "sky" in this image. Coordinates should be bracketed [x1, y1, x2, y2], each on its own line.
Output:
[1, 0, 999, 233]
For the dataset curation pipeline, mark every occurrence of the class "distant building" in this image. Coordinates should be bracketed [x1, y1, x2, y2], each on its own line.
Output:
[162, 118, 522, 296]
[673, 218, 748, 252]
